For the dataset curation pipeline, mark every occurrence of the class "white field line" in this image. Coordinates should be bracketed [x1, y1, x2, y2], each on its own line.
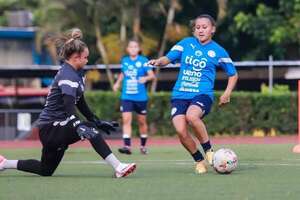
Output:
[62, 160, 300, 167]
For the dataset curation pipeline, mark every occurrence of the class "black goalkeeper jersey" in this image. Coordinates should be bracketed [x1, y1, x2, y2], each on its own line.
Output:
[38, 62, 85, 125]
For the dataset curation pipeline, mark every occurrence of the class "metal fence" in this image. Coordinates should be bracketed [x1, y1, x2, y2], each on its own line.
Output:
[1, 56, 300, 93]
[0, 109, 41, 140]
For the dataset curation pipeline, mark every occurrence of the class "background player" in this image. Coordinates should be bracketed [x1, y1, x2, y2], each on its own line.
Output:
[113, 39, 155, 155]
[147, 14, 238, 174]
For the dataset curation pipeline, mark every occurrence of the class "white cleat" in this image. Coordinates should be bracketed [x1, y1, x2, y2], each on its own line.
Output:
[0, 155, 7, 171]
[115, 163, 136, 178]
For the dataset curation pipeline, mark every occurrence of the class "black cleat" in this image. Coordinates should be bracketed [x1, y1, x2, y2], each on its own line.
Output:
[118, 147, 132, 155]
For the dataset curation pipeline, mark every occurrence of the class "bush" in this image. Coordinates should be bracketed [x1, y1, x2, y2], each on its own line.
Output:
[85, 91, 297, 136]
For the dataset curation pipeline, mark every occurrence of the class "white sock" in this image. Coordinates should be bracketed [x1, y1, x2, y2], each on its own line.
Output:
[4, 160, 18, 169]
[105, 153, 121, 171]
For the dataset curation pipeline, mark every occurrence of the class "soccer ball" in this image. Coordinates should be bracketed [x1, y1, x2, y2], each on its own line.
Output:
[213, 148, 238, 174]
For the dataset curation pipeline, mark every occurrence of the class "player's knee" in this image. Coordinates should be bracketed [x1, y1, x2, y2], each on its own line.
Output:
[138, 119, 147, 127]
[186, 113, 200, 125]
[40, 168, 55, 176]
[177, 132, 190, 142]
[123, 118, 132, 125]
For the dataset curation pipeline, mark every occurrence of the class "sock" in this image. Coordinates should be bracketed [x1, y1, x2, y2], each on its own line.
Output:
[105, 153, 121, 171]
[191, 150, 204, 162]
[140, 134, 148, 147]
[123, 134, 131, 147]
[201, 141, 212, 153]
[4, 160, 18, 169]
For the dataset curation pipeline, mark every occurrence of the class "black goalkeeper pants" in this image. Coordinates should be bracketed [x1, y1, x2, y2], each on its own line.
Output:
[17, 120, 112, 176]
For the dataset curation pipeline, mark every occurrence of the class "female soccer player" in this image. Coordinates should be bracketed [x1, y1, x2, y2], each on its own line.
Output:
[0, 35, 136, 178]
[113, 39, 155, 155]
[147, 14, 238, 174]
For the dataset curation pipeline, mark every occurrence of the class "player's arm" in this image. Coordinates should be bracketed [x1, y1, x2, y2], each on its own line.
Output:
[113, 73, 124, 92]
[218, 50, 238, 106]
[76, 95, 96, 121]
[148, 40, 185, 67]
[147, 56, 171, 67]
[76, 95, 119, 134]
[63, 94, 78, 117]
[219, 74, 238, 106]
[139, 69, 156, 84]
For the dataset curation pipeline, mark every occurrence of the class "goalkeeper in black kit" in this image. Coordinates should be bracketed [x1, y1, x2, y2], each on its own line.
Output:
[0, 34, 136, 178]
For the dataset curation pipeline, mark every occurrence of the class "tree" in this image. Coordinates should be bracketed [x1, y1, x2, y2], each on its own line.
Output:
[150, 0, 181, 93]
[228, 0, 300, 59]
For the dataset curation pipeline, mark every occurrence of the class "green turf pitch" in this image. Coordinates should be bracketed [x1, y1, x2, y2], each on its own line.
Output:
[1, 144, 300, 200]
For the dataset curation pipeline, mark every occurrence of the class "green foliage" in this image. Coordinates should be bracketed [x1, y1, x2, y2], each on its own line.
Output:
[233, 0, 300, 59]
[261, 83, 290, 94]
[2, 0, 299, 60]
[85, 91, 297, 136]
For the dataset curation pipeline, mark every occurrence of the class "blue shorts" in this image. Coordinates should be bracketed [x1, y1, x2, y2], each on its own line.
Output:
[120, 100, 147, 115]
[171, 94, 212, 119]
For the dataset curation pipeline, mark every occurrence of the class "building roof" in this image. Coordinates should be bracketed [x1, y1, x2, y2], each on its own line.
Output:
[0, 27, 36, 39]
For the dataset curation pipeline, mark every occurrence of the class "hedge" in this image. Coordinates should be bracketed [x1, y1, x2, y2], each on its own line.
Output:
[85, 91, 297, 136]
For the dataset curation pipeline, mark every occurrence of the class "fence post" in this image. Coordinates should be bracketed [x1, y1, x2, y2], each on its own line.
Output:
[268, 55, 273, 93]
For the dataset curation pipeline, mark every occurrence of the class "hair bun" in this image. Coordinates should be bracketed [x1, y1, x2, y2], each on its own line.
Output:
[71, 28, 83, 40]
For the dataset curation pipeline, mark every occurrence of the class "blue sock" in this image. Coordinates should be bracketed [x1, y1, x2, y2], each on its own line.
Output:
[140, 134, 147, 147]
[123, 137, 131, 147]
[191, 150, 204, 162]
[201, 141, 212, 153]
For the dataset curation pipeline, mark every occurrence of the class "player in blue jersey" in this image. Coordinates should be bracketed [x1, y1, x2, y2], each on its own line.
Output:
[0, 35, 136, 178]
[113, 39, 155, 155]
[148, 14, 238, 174]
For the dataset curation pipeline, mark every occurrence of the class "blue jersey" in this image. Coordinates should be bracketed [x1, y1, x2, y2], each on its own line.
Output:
[166, 37, 237, 101]
[121, 55, 151, 101]
[38, 62, 85, 124]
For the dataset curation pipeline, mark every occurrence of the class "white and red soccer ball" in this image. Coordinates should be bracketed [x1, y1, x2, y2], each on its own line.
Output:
[213, 148, 238, 174]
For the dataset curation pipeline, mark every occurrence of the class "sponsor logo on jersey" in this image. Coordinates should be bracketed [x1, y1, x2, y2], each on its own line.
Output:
[184, 56, 207, 71]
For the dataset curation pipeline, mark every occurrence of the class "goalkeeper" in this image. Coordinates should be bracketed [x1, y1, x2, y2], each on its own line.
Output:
[0, 34, 136, 178]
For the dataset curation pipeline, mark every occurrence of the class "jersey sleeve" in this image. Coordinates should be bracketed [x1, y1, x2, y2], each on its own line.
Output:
[218, 49, 237, 76]
[120, 57, 126, 74]
[58, 75, 79, 97]
[166, 39, 186, 63]
[142, 57, 153, 73]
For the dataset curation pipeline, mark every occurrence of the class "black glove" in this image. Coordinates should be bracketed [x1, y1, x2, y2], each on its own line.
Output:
[76, 122, 99, 140]
[69, 115, 99, 140]
[92, 119, 119, 135]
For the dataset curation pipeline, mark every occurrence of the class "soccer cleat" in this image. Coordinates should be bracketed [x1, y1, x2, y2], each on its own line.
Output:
[205, 149, 214, 166]
[195, 160, 207, 174]
[115, 163, 136, 178]
[0, 155, 7, 171]
[140, 146, 148, 155]
[118, 146, 132, 155]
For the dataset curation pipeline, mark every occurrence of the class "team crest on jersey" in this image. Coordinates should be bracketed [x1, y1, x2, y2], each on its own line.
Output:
[135, 61, 142, 68]
[195, 50, 202, 57]
[207, 50, 216, 58]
